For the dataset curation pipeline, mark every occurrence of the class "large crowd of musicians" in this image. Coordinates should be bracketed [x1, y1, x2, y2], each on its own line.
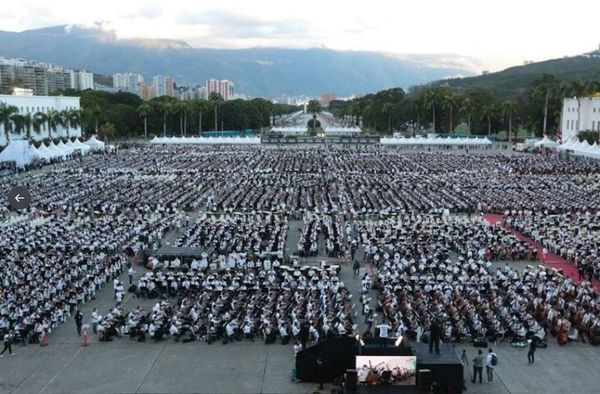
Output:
[1, 145, 600, 352]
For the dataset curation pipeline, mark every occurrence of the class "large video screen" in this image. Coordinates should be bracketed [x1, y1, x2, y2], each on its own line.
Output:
[355, 355, 417, 386]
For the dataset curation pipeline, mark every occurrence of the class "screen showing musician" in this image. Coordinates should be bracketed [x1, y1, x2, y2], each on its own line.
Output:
[355, 356, 417, 386]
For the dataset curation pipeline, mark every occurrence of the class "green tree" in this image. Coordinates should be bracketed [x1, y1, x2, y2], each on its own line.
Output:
[191, 99, 207, 135]
[209, 93, 225, 131]
[481, 104, 497, 136]
[33, 111, 47, 135]
[442, 92, 459, 133]
[9, 113, 25, 137]
[307, 99, 322, 115]
[532, 74, 561, 135]
[137, 102, 152, 140]
[45, 109, 63, 139]
[460, 97, 475, 133]
[0, 103, 19, 143]
[500, 100, 518, 142]
[423, 88, 440, 132]
[101, 122, 116, 142]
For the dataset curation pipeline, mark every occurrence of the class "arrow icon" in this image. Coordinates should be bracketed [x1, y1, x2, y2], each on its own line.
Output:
[15, 194, 24, 202]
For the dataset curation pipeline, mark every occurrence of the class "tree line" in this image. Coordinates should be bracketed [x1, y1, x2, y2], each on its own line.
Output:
[78, 90, 298, 140]
[329, 75, 600, 140]
[0, 103, 80, 143]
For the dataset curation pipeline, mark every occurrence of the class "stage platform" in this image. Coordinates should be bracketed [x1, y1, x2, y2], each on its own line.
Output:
[412, 342, 461, 365]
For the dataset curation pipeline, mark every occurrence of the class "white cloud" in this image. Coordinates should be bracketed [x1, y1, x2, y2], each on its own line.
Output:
[2, 0, 599, 71]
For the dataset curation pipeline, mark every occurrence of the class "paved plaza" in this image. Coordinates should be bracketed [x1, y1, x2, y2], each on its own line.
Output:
[0, 246, 598, 394]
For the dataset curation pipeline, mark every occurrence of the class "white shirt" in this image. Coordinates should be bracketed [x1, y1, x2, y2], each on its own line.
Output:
[377, 324, 391, 338]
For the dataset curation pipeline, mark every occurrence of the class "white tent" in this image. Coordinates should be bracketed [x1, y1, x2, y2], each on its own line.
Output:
[149, 136, 261, 145]
[57, 140, 74, 154]
[73, 138, 91, 154]
[35, 142, 54, 160]
[0, 140, 40, 168]
[47, 141, 67, 158]
[380, 136, 493, 146]
[534, 136, 559, 148]
[85, 135, 106, 151]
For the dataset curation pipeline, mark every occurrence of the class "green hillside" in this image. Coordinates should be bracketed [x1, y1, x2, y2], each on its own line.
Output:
[440, 51, 600, 97]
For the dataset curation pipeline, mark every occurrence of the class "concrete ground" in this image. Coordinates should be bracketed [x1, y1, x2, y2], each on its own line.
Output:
[1, 219, 599, 393]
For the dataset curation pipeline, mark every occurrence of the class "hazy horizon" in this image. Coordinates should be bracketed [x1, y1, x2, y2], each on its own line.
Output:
[3, 0, 600, 73]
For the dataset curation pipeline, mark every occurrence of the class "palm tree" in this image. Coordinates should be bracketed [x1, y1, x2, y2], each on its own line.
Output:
[61, 109, 81, 138]
[500, 100, 518, 142]
[45, 109, 63, 139]
[175, 101, 187, 136]
[191, 99, 207, 135]
[137, 103, 152, 140]
[481, 105, 497, 136]
[533, 74, 560, 135]
[33, 112, 46, 135]
[154, 101, 173, 137]
[82, 104, 101, 134]
[381, 102, 395, 133]
[423, 88, 439, 132]
[34, 112, 48, 136]
[22, 113, 34, 138]
[460, 97, 475, 133]
[9, 114, 25, 137]
[208, 93, 224, 132]
[0, 103, 19, 143]
[442, 93, 459, 134]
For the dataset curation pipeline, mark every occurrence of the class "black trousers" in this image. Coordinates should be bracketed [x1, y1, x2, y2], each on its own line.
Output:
[429, 336, 439, 353]
[528, 349, 535, 363]
[1, 342, 12, 355]
[472, 366, 482, 383]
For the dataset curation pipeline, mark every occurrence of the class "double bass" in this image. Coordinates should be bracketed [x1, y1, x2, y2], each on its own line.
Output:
[366, 361, 379, 386]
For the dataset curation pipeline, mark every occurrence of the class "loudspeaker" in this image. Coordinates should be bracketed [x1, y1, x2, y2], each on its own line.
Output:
[346, 369, 357, 392]
[417, 369, 432, 391]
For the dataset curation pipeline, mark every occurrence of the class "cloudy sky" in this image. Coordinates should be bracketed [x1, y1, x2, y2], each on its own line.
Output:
[2, 0, 599, 72]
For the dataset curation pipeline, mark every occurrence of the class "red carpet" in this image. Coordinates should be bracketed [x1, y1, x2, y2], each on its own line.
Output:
[482, 214, 600, 291]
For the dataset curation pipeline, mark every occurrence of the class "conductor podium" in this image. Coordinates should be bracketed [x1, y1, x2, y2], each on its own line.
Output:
[295, 337, 463, 393]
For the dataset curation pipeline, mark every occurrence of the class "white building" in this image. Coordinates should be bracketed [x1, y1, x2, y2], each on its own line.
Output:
[561, 96, 600, 141]
[69, 69, 94, 91]
[0, 94, 82, 146]
[113, 72, 144, 95]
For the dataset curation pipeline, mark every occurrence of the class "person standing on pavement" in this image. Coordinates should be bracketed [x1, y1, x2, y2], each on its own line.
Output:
[353, 260, 360, 277]
[0, 331, 14, 357]
[128, 266, 136, 285]
[472, 350, 484, 384]
[91, 308, 101, 334]
[75, 309, 83, 336]
[527, 338, 537, 364]
[485, 348, 497, 384]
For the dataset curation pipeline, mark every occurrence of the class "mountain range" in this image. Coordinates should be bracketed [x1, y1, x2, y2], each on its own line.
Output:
[0, 25, 480, 97]
[439, 50, 600, 96]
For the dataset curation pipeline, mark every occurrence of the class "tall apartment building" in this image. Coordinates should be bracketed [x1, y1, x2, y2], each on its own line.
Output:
[152, 75, 175, 97]
[113, 72, 144, 95]
[70, 70, 94, 90]
[139, 82, 157, 101]
[47, 71, 71, 93]
[205, 79, 233, 100]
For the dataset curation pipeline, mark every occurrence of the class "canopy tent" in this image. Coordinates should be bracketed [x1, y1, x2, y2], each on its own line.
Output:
[270, 127, 307, 135]
[73, 138, 91, 154]
[323, 127, 361, 135]
[85, 135, 106, 151]
[57, 140, 74, 154]
[47, 141, 67, 158]
[558, 138, 600, 159]
[534, 136, 559, 148]
[35, 142, 55, 160]
[150, 136, 261, 145]
[0, 140, 40, 168]
[380, 136, 493, 146]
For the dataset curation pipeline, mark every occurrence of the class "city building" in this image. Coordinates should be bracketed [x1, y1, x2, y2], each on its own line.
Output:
[319, 92, 336, 107]
[113, 72, 144, 95]
[47, 71, 71, 93]
[152, 75, 175, 98]
[561, 96, 600, 141]
[70, 70, 94, 91]
[139, 82, 157, 101]
[0, 94, 82, 145]
[205, 79, 234, 100]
